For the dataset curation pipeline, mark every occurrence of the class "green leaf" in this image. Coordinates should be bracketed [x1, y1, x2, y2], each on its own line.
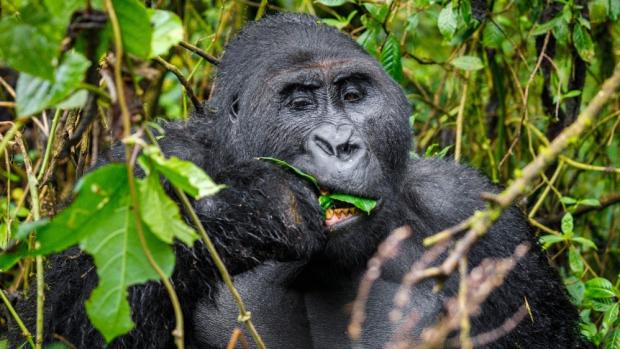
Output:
[258, 157, 319, 189]
[606, 329, 620, 349]
[532, 15, 563, 36]
[438, 4, 457, 39]
[363, 3, 389, 22]
[112, 0, 152, 59]
[81, 196, 175, 342]
[560, 196, 578, 205]
[585, 278, 616, 299]
[380, 35, 403, 82]
[15, 219, 50, 241]
[579, 198, 601, 207]
[611, 0, 620, 21]
[603, 303, 619, 334]
[315, 0, 350, 6]
[0, 19, 57, 80]
[149, 9, 184, 58]
[321, 193, 377, 215]
[450, 55, 484, 71]
[138, 173, 198, 246]
[144, 150, 224, 199]
[15, 51, 90, 117]
[561, 212, 574, 234]
[568, 247, 584, 275]
[33, 164, 130, 256]
[572, 237, 598, 250]
[539, 234, 565, 249]
[319, 196, 334, 212]
[566, 276, 585, 305]
[57, 90, 89, 110]
[573, 24, 595, 62]
[322, 10, 357, 30]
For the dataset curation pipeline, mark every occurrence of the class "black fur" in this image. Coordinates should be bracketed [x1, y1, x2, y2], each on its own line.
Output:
[9, 13, 585, 349]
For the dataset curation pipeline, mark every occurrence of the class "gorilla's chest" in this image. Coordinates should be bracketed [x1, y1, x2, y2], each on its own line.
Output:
[192, 263, 442, 349]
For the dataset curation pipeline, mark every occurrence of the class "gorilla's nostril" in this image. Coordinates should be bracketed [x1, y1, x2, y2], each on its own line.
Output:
[313, 136, 335, 156]
[337, 143, 358, 157]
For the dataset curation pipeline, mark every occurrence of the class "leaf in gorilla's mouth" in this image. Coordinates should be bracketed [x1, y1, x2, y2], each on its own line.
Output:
[257, 157, 377, 218]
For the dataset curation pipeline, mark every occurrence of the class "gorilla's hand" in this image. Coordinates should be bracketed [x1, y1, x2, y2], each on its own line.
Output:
[193, 160, 326, 269]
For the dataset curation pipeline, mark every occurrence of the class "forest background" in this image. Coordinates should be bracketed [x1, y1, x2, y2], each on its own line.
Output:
[0, 0, 619, 348]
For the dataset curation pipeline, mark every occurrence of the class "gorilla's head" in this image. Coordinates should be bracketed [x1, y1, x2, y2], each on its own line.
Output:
[209, 13, 412, 267]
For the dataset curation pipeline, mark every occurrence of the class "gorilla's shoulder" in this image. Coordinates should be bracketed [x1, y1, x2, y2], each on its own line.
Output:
[404, 157, 496, 212]
[403, 157, 532, 255]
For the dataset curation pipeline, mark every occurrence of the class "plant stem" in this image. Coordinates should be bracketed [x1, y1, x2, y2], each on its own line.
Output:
[0, 289, 35, 348]
[106, 1, 185, 347]
[255, 0, 268, 20]
[0, 119, 24, 155]
[454, 77, 469, 163]
[37, 109, 62, 181]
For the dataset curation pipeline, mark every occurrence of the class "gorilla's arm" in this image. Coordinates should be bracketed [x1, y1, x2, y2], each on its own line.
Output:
[9, 120, 325, 348]
[401, 157, 582, 348]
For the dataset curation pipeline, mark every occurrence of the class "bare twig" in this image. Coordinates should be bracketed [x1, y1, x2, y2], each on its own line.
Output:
[348, 226, 412, 341]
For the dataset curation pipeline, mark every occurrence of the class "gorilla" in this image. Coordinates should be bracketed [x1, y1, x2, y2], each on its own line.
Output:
[9, 13, 585, 349]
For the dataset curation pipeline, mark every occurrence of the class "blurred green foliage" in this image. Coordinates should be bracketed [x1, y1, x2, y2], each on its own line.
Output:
[0, 0, 619, 346]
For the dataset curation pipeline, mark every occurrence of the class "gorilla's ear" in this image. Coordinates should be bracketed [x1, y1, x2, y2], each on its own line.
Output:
[229, 94, 239, 122]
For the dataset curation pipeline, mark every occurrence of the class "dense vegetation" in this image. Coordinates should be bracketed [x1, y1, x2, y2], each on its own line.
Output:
[0, 0, 619, 348]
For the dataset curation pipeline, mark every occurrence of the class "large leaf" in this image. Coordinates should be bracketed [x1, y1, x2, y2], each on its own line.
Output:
[112, 0, 152, 59]
[380, 35, 403, 82]
[149, 9, 184, 58]
[0, 164, 177, 341]
[82, 197, 174, 342]
[315, 0, 350, 6]
[33, 164, 130, 256]
[143, 150, 225, 199]
[138, 173, 198, 245]
[15, 51, 90, 117]
[0, 19, 57, 80]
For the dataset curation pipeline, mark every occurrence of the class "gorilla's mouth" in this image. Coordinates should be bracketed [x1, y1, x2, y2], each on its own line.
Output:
[324, 205, 362, 228]
[320, 187, 379, 232]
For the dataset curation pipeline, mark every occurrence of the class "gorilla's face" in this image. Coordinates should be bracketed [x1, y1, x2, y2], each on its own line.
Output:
[211, 15, 411, 262]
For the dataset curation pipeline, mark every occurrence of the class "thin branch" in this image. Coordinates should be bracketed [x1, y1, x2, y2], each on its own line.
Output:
[178, 41, 220, 66]
[153, 57, 202, 113]
[348, 226, 412, 341]
[560, 155, 620, 174]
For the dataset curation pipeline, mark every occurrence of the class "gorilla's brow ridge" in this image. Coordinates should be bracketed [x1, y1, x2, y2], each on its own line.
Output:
[266, 58, 377, 91]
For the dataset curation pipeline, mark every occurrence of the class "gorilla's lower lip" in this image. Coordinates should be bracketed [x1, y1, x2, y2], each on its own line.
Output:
[326, 214, 362, 232]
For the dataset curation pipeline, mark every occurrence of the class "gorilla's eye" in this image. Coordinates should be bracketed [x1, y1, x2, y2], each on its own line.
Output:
[290, 97, 313, 110]
[287, 89, 315, 110]
[342, 86, 363, 103]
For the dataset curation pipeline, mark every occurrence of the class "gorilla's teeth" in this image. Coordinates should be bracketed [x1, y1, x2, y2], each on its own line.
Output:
[326, 208, 334, 219]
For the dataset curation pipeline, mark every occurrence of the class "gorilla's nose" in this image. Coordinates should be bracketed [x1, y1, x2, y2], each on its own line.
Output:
[308, 124, 365, 163]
